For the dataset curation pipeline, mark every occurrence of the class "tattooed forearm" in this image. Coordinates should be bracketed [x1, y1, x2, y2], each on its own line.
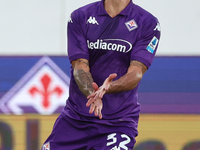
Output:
[130, 60, 147, 74]
[77, 59, 89, 67]
[74, 69, 94, 97]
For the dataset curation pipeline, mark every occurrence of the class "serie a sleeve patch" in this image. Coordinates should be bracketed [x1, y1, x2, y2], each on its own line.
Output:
[146, 36, 159, 54]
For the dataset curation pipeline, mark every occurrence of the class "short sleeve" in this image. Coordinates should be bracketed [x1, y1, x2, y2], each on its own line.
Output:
[131, 17, 161, 68]
[67, 10, 89, 62]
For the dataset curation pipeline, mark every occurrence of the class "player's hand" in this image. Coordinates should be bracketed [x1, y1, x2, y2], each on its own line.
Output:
[86, 82, 103, 119]
[86, 73, 117, 105]
[88, 97, 103, 119]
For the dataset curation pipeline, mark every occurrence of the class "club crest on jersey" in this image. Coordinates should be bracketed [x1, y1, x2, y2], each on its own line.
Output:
[125, 19, 138, 31]
[43, 142, 50, 150]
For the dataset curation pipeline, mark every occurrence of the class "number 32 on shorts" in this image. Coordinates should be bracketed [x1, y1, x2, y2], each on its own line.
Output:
[106, 133, 131, 150]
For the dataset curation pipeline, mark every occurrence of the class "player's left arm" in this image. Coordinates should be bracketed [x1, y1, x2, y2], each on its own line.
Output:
[86, 60, 147, 104]
[107, 60, 147, 93]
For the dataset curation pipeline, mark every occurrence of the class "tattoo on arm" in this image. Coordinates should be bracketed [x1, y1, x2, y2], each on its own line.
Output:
[130, 60, 147, 74]
[73, 59, 94, 97]
[77, 59, 89, 67]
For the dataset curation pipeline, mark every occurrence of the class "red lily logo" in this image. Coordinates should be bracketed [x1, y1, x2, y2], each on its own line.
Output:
[0, 56, 70, 115]
[29, 74, 63, 109]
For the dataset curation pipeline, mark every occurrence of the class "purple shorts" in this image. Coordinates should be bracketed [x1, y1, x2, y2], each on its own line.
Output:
[42, 114, 137, 150]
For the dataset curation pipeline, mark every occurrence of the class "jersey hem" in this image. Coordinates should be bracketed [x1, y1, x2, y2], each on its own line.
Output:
[131, 56, 151, 68]
[69, 54, 89, 62]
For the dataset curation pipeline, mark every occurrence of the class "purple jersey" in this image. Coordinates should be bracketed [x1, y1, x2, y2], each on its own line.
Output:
[63, 0, 160, 128]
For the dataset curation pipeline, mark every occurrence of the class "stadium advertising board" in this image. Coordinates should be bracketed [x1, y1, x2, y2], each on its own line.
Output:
[0, 114, 199, 150]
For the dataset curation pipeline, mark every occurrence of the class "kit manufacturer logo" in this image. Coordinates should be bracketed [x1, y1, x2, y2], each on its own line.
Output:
[87, 16, 99, 25]
[154, 22, 161, 31]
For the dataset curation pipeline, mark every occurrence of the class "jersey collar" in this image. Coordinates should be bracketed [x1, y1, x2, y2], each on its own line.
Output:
[98, 0, 134, 16]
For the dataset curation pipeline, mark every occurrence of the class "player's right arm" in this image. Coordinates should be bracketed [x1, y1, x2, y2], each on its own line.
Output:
[72, 58, 103, 119]
[86, 60, 147, 105]
[68, 10, 103, 119]
[71, 58, 94, 97]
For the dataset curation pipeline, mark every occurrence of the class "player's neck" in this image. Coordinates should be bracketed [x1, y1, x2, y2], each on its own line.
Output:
[104, 0, 131, 18]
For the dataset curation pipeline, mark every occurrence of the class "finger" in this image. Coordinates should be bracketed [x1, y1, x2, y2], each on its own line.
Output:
[94, 93, 100, 100]
[99, 90, 106, 98]
[92, 82, 99, 91]
[87, 93, 95, 99]
[95, 105, 102, 119]
[109, 73, 117, 80]
[94, 107, 98, 116]
[89, 103, 95, 114]
[86, 98, 95, 107]
[99, 112, 102, 119]
[105, 85, 109, 91]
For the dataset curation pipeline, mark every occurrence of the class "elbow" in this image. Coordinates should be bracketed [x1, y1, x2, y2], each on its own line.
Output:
[130, 72, 143, 90]
[136, 72, 143, 81]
